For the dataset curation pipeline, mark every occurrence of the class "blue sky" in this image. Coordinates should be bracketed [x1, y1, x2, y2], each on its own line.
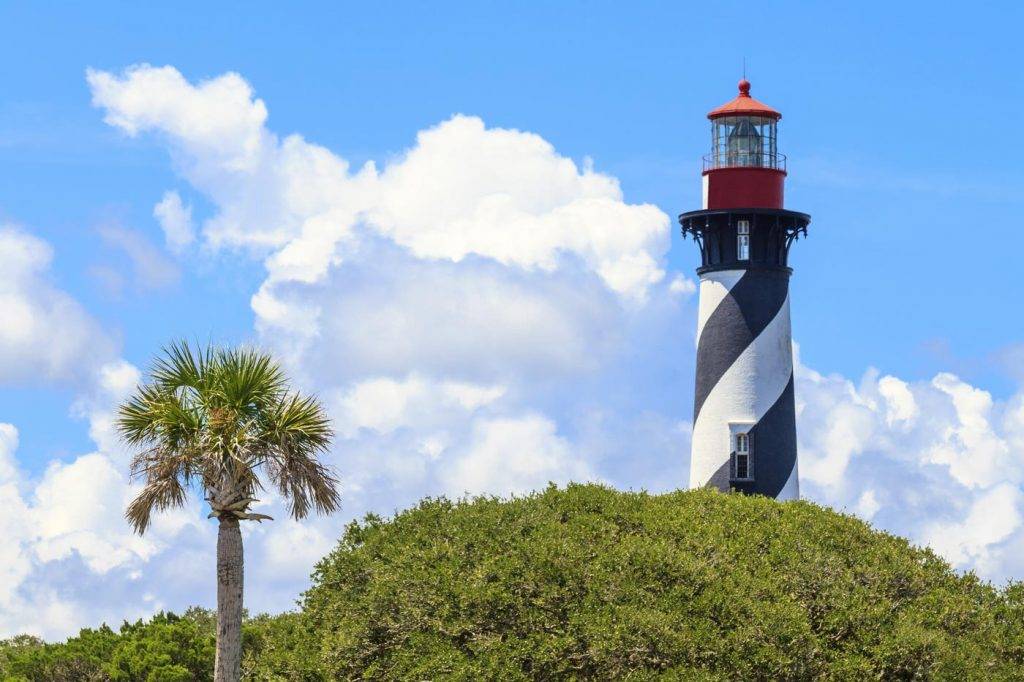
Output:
[0, 2, 1022, 638]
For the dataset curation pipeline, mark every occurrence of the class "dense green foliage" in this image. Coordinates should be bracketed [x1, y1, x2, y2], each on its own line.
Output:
[0, 609, 215, 681]
[4, 485, 1023, 680]
[0, 609, 310, 682]
[302, 485, 1024, 680]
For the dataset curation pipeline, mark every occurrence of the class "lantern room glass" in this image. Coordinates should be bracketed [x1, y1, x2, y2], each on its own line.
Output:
[709, 116, 780, 170]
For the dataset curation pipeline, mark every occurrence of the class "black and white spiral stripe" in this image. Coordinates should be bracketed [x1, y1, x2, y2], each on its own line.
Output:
[690, 268, 799, 500]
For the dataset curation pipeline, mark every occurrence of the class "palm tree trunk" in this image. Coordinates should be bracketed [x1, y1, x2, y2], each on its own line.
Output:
[215, 516, 244, 682]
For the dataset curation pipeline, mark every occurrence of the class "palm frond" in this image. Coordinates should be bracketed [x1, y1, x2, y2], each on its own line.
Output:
[117, 385, 167, 446]
[150, 340, 207, 392]
[259, 392, 339, 519]
[214, 346, 287, 412]
[265, 450, 342, 520]
[263, 393, 333, 448]
[118, 384, 202, 449]
[125, 453, 189, 533]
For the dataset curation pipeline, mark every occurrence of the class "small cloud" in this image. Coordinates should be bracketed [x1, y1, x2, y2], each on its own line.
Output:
[669, 273, 697, 298]
[87, 264, 126, 298]
[333, 374, 508, 438]
[854, 489, 881, 520]
[441, 414, 598, 498]
[995, 343, 1024, 383]
[924, 484, 1023, 571]
[0, 225, 115, 384]
[877, 375, 918, 426]
[97, 224, 179, 292]
[153, 191, 195, 253]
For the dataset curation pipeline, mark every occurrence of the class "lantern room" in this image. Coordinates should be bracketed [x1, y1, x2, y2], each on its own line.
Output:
[702, 79, 786, 210]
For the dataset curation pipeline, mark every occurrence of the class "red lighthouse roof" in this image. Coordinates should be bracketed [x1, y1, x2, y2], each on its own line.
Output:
[708, 79, 781, 120]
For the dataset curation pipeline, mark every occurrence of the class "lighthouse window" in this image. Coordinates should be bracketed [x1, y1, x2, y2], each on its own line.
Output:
[734, 432, 751, 480]
[709, 116, 779, 170]
[737, 220, 750, 260]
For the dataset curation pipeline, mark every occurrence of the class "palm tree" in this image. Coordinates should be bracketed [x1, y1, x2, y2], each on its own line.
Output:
[117, 341, 340, 682]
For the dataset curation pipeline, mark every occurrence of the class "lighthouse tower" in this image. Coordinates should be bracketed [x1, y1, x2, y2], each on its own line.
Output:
[681, 79, 810, 500]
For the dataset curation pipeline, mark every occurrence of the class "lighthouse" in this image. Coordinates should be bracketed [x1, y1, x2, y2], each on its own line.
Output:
[681, 79, 810, 500]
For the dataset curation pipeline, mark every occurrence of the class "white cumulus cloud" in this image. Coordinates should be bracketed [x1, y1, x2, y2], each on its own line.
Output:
[442, 414, 599, 497]
[796, 353, 1024, 579]
[87, 65, 669, 301]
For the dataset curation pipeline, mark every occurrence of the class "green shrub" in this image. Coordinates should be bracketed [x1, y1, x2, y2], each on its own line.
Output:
[0, 610, 214, 682]
[242, 612, 321, 681]
[301, 484, 1024, 680]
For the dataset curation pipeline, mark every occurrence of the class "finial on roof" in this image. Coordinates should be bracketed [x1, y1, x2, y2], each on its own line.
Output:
[707, 79, 780, 119]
